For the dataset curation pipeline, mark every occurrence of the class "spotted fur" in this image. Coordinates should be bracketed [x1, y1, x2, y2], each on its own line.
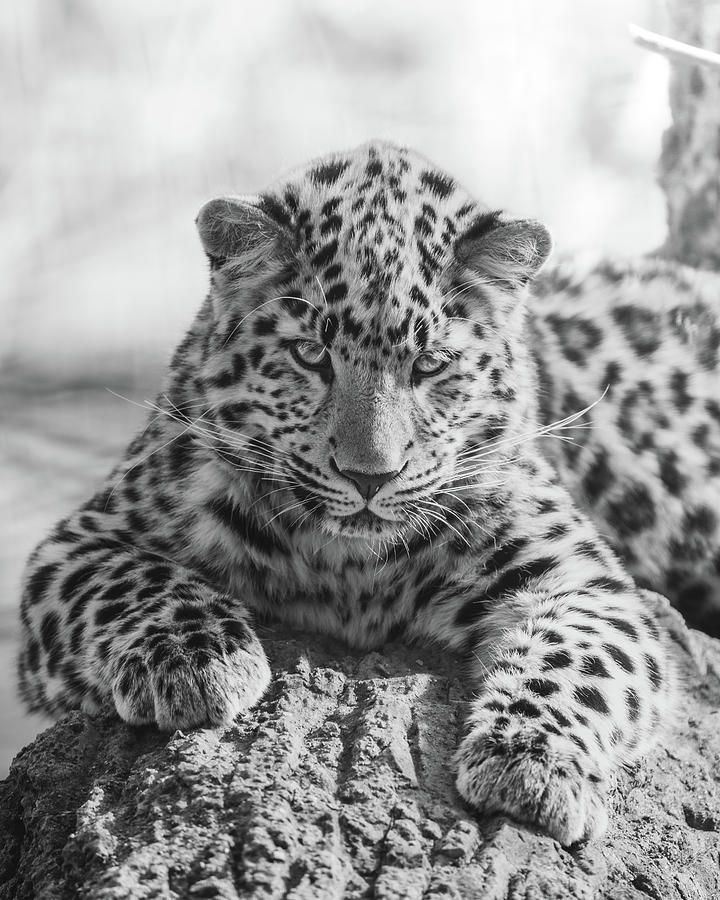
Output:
[18, 141, 693, 846]
[533, 255, 720, 635]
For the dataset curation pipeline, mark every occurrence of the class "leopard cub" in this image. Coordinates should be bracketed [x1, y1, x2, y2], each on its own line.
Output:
[19, 140, 692, 846]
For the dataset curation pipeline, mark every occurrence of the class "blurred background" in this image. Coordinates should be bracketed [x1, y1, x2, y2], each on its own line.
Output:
[1, 0, 672, 775]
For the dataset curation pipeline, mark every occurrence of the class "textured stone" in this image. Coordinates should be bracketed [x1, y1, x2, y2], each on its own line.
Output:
[1, 598, 720, 899]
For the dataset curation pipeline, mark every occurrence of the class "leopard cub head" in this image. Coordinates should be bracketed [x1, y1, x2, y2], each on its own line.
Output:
[194, 141, 551, 543]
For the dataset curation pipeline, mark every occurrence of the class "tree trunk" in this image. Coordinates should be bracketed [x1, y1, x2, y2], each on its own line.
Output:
[659, 0, 720, 270]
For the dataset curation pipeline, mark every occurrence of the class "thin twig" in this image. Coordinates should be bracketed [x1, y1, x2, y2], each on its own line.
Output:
[630, 23, 720, 70]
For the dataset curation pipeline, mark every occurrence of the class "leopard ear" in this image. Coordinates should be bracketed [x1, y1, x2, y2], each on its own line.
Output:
[454, 212, 552, 291]
[195, 196, 291, 271]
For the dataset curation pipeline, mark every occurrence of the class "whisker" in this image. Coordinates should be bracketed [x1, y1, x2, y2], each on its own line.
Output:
[154, 401, 281, 463]
[222, 294, 323, 347]
[313, 530, 342, 556]
[292, 500, 324, 530]
[144, 401, 284, 469]
[106, 421, 199, 505]
[440, 276, 486, 306]
[263, 499, 308, 529]
[456, 392, 607, 465]
[395, 529, 411, 559]
[248, 485, 296, 512]
[105, 390, 223, 501]
[314, 275, 329, 310]
[416, 499, 471, 547]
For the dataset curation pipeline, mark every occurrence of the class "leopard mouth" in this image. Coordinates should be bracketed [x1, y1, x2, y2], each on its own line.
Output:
[325, 507, 402, 539]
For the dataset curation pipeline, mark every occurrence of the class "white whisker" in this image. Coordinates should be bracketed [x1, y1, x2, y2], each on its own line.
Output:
[222, 294, 323, 347]
[263, 499, 308, 529]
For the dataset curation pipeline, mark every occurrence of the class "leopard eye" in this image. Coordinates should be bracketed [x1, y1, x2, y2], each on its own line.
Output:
[413, 352, 450, 378]
[290, 339, 332, 372]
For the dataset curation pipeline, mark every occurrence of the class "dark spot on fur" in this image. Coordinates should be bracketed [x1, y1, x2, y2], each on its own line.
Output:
[547, 315, 604, 365]
[583, 449, 615, 504]
[580, 655, 610, 678]
[410, 285, 429, 308]
[525, 678, 559, 696]
[420, 170, 454, 198]
[605, 482, 656, 535]
[26, 563, 60, 607]
[612, 305, 661, 356]
[548, 707, 571, 727]
[574, 685, 609, 714]
[644, 653, 662, 689]
[625, 687, 640, 721]
[95, 602, 128, 626]
[312, 160, 350, 186]
[312, 240, 339, 269]
[603, 643, 635, 673]
[657, 449, 687, 495]
[508, 698, 541, 717]
[602, 360, 623, 395]
[40, 611, 61, 655]
[670, 369, 692, 412]
[542, 650, 572, 670]
[484, 557, 557, 600]
[600, 615, 639, 640]
[325, 282, 348, 303]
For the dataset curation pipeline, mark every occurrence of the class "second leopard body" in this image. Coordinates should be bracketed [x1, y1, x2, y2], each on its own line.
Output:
[534, 257, 720, 634]
[19, 140, 714, 845]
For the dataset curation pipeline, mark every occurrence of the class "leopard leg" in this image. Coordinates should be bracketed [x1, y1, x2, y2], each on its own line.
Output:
[18, 534, 270, 729]
[454, 586, 669, 845]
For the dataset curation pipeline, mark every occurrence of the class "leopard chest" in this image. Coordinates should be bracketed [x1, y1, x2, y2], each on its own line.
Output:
[226, 542, 425, 648]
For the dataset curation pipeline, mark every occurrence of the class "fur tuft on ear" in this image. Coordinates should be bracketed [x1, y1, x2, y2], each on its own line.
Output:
[454, 212, 552, 291]
[195, 196, 290, 272]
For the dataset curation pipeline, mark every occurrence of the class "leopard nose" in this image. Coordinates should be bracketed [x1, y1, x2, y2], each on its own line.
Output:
[332, 462, 401, 500]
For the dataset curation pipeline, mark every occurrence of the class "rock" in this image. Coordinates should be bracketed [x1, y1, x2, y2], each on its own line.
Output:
[1, 599, 720, 899]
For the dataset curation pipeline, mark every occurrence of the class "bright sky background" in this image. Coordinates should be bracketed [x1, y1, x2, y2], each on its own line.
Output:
[1, 0, 670, 388]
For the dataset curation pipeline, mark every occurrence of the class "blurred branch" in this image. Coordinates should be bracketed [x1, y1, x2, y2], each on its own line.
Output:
[630, 22, 720, 70]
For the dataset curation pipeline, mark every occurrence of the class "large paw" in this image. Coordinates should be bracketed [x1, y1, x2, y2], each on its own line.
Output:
[111, 619, 271, 730]
[455, 726, 609, 846]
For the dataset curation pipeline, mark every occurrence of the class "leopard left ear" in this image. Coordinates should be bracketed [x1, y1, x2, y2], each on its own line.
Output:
[454, 212, 552, 291]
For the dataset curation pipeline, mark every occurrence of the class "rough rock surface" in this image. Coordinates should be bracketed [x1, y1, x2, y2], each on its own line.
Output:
[1, 597, 720, 899]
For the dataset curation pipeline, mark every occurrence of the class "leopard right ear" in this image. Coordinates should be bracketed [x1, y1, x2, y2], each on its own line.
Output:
[195, 196, 291, 272]
[454, 211, 552, 292]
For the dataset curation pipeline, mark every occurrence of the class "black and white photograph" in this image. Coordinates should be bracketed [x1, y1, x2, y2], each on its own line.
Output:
[2, 1, 720, 897]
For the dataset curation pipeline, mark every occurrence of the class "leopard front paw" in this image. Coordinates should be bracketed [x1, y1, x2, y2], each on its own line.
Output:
[111, 619, 271, 730]
[455, 725, 609, 846]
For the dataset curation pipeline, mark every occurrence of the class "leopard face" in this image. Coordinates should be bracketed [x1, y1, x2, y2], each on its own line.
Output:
[193, 141, 550, 544]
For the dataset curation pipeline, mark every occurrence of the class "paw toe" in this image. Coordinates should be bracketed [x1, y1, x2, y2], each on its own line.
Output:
[456, 731, 609, 846]
[152, 643, 272, 730]
[112, 632, 271, 730]
[537, 775, 608, 845]
[112, 654, 155, 724]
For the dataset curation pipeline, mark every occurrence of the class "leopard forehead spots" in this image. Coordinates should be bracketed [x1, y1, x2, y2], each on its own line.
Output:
[260, 142, 480, 321]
